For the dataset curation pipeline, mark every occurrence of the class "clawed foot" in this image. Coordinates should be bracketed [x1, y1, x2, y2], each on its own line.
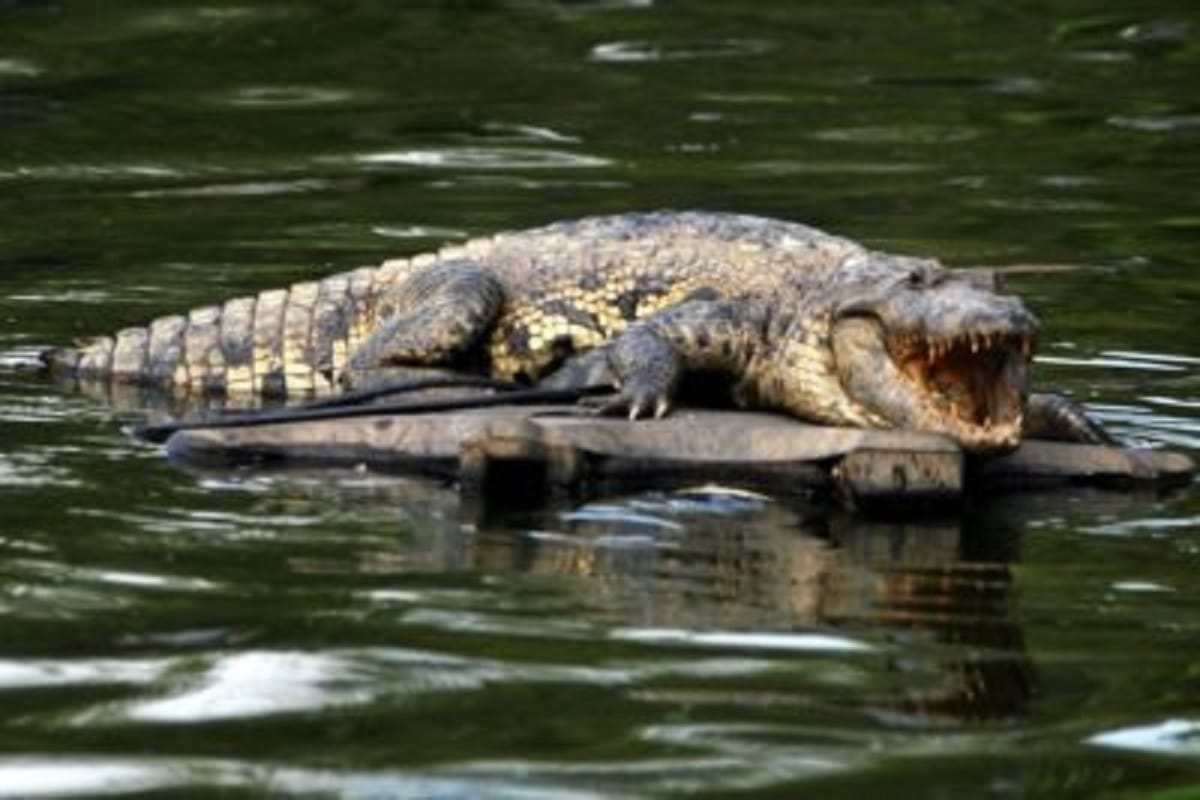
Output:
[1024, 392, 1116, 445]
[588, 380, 674, 420]
[539, 338, 680, 420]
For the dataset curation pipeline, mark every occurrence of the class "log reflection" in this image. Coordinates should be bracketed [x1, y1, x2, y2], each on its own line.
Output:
[472, 492, 1033, 724]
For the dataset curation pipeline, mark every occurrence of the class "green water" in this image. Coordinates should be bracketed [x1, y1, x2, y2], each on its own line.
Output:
[1, 2, 1199, 797]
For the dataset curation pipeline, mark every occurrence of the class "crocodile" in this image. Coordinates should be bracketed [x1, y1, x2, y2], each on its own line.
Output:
[40, 210, 1109, 452]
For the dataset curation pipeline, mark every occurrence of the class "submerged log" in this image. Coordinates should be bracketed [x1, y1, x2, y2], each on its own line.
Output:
[163, 405, 1195, 512]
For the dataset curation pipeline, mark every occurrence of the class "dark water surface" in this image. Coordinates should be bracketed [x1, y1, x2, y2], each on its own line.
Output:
[2, 2, 1199, 797]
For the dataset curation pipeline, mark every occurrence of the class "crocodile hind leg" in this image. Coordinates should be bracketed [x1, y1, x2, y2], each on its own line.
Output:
[1023, 393, 1115, 445]
[340, 261, 505, 389]
[537, 347, 617, 391]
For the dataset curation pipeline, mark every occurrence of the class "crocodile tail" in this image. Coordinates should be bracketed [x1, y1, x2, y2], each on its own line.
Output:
[40, 336, 112, 377]
[39, 343, 79, 374]
[39, 264, 386, 399]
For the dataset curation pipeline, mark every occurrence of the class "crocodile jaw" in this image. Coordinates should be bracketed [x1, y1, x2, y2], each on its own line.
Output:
[830, 316, 1032, 453]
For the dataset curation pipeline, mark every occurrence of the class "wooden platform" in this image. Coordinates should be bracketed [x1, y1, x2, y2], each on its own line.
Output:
[163, 405, 1196, 512]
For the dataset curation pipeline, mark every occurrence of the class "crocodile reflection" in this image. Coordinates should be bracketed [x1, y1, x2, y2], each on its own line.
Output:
[470, 493, 1033, 724]
[210, 471, 1036, 724]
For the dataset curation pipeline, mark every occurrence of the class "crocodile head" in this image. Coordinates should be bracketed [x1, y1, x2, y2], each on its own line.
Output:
[827, 256, 1037, 452]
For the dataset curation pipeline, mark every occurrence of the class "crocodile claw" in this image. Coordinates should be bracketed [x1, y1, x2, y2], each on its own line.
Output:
[590, 384, 673, 421]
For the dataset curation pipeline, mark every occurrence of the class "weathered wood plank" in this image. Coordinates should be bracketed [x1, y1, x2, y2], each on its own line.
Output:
[163, 405, 1194, 511]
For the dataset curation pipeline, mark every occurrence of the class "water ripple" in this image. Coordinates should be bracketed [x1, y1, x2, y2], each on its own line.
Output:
[742, 159, 931, 176]
[0, 759, 188, 799]
[351, 147, 611, 170]
[1087, 718, 1200, 757]
[1061, 49, 1134, 63]
[561, 505, 686, 532]
[464, 122, 581, 144]
[864, 73, 1047, 96]
[0, 346, 47, 371]
[371, 224, 470, 240]
[130, 178, 332, 198]
[128, 5, 303, 34]
[1111, 581, 1175, 594]
[0, 658, 169, 690]
[62, 646, 783, 725]
[0, 452, 84, 489]
[217, 85, 368, 108]
[0, 59, 41, 78]
[590, 38, 773, 63]
[0, 757, 605, 799]
[9, 558, 218, 594]
[6, 289, 117, 304]
[1082, 514, 1200, 538]
[611, 628, 874, 653]
[0, 164, 184, 183]
[1106, 350, 1200, 367]
[67, 506, 327, 539]
[1036, 355, 1187, 373]
[811, 124, 979, 145]
[1119, 20, 1193, 46]
[1108, 114, 1200, 133]
[566, 0, 653, 9]
[101, 651, 383, 723]
[427, 175, 628, 191]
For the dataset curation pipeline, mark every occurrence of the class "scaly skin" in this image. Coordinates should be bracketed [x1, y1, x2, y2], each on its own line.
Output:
[43, 212, 861, 393]
[41, 210, 1108, 451]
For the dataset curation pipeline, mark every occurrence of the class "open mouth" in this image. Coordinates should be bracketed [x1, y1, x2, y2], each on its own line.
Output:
[891, 329, 1032, 436]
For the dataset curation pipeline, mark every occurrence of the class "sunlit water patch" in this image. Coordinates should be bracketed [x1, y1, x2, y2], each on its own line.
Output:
[741, 159, 933, 176]
[461, 122, 581, 145]
[129, 178, 334, 198]
[126, 4, 304, 34]
[349, 147, 613, 170]
[1088, 718, 1200, 758]
[371, 224, 471, 240]
[0, 164, 185, 183]
[0, 658, 170, 691]
[0, 59, 41, 78]
[62, 646, 786, 726]
[1108, 114, 1200, 133]
[0, 452, 85, 490]
[610, 628, 873, 653]
[811, 124, 981, 145]
[214, 85, 372, 109]
[0, 756, 607, 799]
[589, 39, 773, 63]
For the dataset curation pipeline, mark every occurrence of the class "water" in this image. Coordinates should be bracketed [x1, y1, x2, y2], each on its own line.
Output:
[1, 1, 1198, 797]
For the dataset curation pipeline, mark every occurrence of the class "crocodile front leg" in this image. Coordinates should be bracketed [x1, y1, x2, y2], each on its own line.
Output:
[341, 261, 505, 389]
[596, 299, 765, 419]
[1023, 392, 1115, 445]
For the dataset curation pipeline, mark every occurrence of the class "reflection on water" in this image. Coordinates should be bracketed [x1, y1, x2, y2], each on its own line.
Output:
[1, 0, 1199, 796]
[0, 476, 1041, 795]
[475, 490, 1035, 726]
[5, 469, 1192, 796]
